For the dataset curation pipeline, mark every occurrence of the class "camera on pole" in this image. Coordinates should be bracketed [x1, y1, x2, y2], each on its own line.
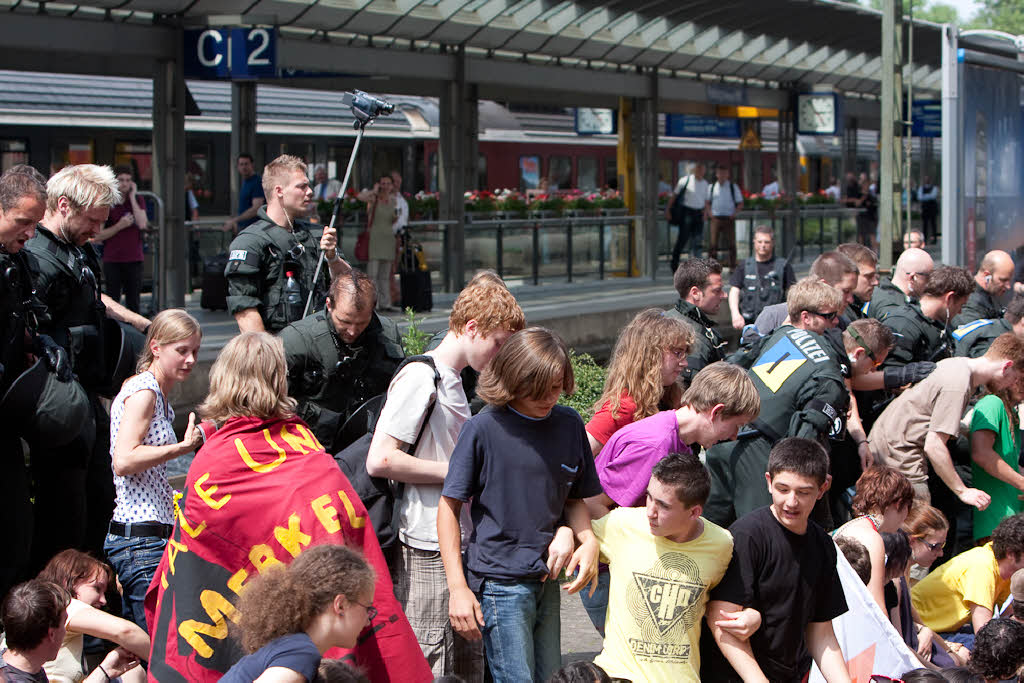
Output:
[343, 90, 395, 129]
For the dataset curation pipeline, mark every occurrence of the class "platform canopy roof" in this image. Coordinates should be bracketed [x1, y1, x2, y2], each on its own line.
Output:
[0, 0, 944, 105]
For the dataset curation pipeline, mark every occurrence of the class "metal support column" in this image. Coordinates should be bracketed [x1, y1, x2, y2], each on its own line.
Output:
[438, 46, 476, 292]
[741, 120, 763, 194]
[777, 109, 798, 259]
[230, 81, 258, 215]
[634, 70, 659, 279]
[843, 117, 858, 180]
[880, 0, 906, 271]
[152, 45, 187, 309]
[940, 24, 962, 267]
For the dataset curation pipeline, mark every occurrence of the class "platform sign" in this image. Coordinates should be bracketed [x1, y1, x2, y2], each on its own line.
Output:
[185, 28, 276, 80]
[911, 100, 942, 137]
[665, 114, 741, 138]
[575, 108, 617, 135]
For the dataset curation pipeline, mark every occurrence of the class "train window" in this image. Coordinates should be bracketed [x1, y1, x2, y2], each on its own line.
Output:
[0, 140, 28, 173]
[548, 156, 572, 190]
[51, 141, 93, 174]
[577, 157, 599, 191]
[520, 156, 540, 191]
[115, 142, 153, 190]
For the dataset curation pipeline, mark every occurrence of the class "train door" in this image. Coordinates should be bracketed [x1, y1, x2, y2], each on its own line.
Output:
[547, 155, 572, 191]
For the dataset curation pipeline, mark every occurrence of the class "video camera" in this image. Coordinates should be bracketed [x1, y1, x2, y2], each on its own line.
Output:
[343, 90, 395, 128]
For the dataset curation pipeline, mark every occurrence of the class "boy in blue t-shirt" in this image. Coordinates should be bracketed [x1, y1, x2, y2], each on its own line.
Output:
[439, 327, 603, 683]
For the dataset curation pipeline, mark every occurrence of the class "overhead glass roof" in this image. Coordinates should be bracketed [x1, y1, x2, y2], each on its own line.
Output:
[0, 0, 944, 96]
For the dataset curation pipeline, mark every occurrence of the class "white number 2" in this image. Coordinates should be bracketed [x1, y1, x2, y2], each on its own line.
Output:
[247, 28, 271, 66]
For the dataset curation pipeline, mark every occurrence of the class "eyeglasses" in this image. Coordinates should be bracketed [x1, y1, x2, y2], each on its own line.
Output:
[352, 600, 377, 622]
[808, 310, 838, 321]
[667, 348, 686, 360]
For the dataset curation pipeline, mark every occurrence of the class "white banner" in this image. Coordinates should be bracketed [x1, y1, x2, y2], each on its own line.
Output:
[809, 542, 921, 682]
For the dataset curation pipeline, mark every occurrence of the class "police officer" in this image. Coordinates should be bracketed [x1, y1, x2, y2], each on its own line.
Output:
[881, 265, 974, 370]
[281, 269, 404, 453]
[226, 155, 350, 334]
[837, 243, 880, 323]
[868, 247, 933, 320]
[704, 280, 850, 528]
[952, 249, 1014, 328]
[665, 257, 726, 385]
[954, 295, 1024, 359]
[0, 166, 48, 597]
[728, 225, 795, 329]
[25, 164, 150, 570]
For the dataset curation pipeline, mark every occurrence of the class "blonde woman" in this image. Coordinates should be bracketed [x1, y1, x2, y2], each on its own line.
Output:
[586, 309, 694, 455]
[104, 309, 202, 628]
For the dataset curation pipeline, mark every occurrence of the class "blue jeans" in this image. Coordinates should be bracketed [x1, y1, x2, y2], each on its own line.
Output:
[478, 579, 561, 683]
[104, 532, 167, 629]
[579, 570, 610, 637]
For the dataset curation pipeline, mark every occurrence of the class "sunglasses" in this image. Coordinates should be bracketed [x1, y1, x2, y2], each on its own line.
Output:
[809, 309, 839, 321]
[920, 539, 945, 552]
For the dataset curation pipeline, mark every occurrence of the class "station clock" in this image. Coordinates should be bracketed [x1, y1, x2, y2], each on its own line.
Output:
[796, 93, 839, 135]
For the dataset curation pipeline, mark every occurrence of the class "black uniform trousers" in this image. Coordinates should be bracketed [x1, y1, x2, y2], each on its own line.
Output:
[29, 395, 113, 573]
[0, 433, 33, 600]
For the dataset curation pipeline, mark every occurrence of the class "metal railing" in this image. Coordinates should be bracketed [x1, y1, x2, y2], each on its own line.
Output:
[177, 206, 866, 296]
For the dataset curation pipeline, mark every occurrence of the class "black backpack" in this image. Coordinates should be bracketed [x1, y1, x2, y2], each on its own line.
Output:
[334, 355, 440, 550]
[669, 176, 690, 226]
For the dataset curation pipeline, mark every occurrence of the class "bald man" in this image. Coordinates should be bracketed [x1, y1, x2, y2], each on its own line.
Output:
[952, 250, 1014, 328]
[868, 248, 934, 321]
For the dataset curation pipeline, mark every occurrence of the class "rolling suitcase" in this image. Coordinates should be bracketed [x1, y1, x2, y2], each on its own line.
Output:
[398, 234, 433, 313]
[200, 252, 229, 310]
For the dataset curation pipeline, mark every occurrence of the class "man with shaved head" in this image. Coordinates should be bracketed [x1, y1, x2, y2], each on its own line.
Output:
[953, 249, 1015, 328]
[868, 247, 934, 321]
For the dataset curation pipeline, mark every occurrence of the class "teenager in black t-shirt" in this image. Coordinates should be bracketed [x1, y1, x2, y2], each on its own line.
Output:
[702, 437, 851, 683]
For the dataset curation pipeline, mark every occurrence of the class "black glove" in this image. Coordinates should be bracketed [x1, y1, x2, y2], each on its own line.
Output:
[883, 361, 936, 389]
[35, 334, 72, 382]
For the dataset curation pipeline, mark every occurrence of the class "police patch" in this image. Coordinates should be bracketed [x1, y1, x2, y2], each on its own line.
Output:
[228, 250, 248, 261]
[752, 336, 807, 393]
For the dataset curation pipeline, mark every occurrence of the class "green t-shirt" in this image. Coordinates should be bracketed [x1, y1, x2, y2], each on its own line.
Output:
[970, 394, 1023, 539]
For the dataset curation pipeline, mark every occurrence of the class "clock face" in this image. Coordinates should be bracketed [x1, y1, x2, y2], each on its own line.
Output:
[576, 108, 615, 135]
[797, 94, 837, 134]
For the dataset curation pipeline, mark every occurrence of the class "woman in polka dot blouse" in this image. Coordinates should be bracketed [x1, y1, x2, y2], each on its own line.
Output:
[103, 309, 203, 628]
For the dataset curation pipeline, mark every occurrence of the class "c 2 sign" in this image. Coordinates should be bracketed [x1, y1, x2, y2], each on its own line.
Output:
[185, 28, 276, 80]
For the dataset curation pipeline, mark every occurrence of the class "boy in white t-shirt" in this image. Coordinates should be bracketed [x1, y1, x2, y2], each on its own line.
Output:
[367, 274, 525, 682]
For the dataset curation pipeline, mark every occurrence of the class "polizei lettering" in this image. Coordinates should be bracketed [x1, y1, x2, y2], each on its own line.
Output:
[788, 329, 830, 364]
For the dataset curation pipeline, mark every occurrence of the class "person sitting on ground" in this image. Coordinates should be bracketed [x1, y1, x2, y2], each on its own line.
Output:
[221, 545, 375, 683]
[591, 452, 739, 683]
[145, 332, 430, 682]
[546, 661, 612, 683]
[665, 258, 727, 386]
[580, 362, 758, 634]
[967, 618, 1024, 682]
[439, 328, 603, 683]
[880, 530, 916, 649]
[36, 549, 150, 682]
[585, 308, 694, 455]
[104, 309, 203, 629]
[970, 372, 1024, 542]
[954, 295, 1024, 359]
[316, 659, 370, 683]
[953, 249, 1015, 328]
[702, 437, 852, 683]
[868, 332, 1024, 508]
[833, 467, 915, 614]
[898, 505, 968, 668]
[880, 265, 974, 370]
[912, 513, 1024, 649]
[835, 536, 872, 585]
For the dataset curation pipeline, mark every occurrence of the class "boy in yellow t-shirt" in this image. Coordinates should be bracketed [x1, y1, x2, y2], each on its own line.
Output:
[592, 452, 737, 683]
[912, 513, 1024, 647]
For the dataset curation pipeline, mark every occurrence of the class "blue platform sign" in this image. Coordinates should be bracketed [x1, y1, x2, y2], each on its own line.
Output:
[911, 100, 942, 137]
[184, 28, 276, 80]
[665, 114, 741, 138]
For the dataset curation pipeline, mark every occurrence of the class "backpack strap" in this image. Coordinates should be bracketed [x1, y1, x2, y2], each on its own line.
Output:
[392, 354, 442, 455]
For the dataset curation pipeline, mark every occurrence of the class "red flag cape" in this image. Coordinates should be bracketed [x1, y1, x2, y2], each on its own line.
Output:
[144, 416, 431, 682]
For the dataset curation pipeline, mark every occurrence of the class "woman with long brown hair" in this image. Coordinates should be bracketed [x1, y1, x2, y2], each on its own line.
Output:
[586, 309, 694, 455]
